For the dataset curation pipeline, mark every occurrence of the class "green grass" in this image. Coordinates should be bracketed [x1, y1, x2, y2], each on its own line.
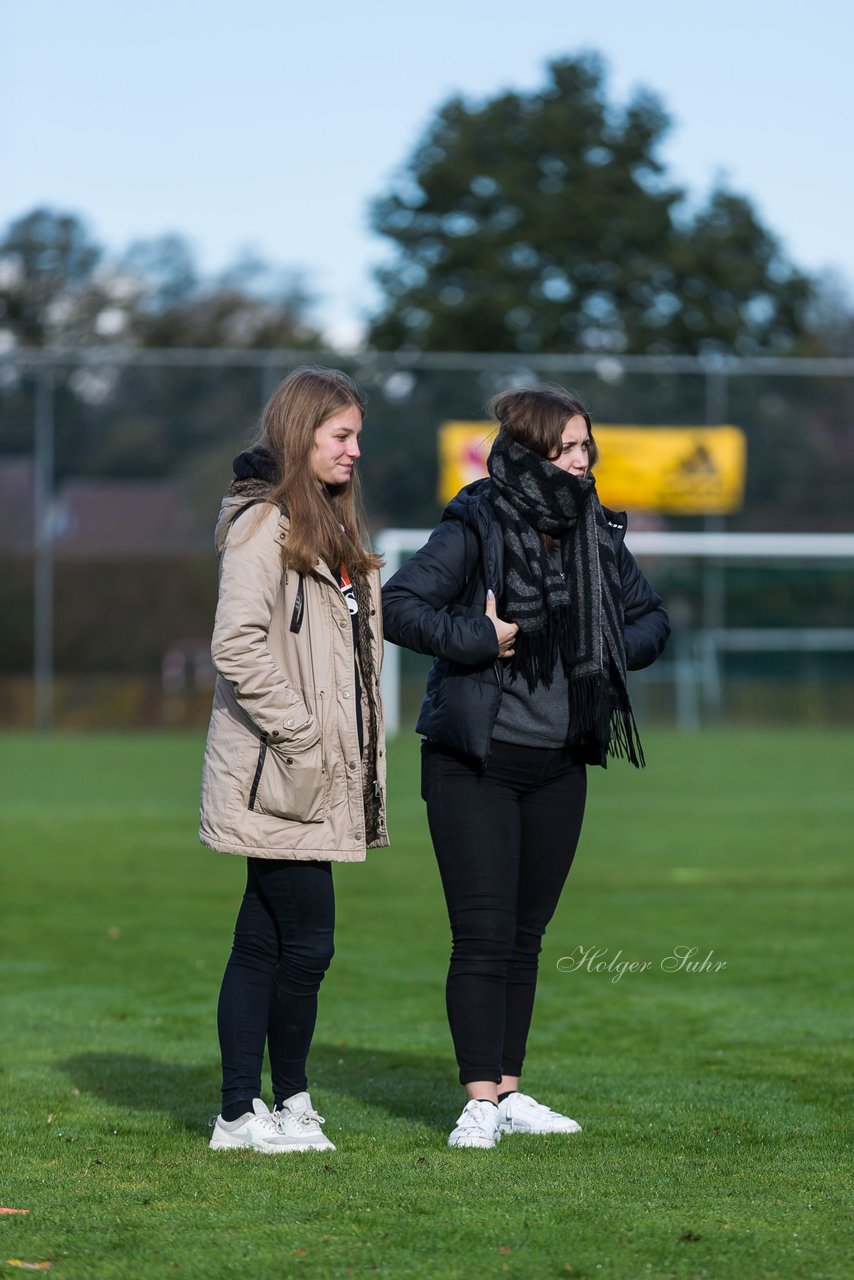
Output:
[0, 729, 852, 1280]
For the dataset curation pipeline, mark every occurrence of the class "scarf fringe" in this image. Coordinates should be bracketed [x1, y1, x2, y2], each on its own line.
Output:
[607, 707, 646, 769]
[566, 673, 646, 769]
[511, 609, 576, 693]
[352, 574, 385, 845]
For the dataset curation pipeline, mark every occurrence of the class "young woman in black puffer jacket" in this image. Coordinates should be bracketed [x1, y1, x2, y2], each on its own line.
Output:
[382, 385, 670, 1150]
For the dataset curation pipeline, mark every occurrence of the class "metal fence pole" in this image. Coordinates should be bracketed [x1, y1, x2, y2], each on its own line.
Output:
[376, 531, 401, 738]
[260, 355, 282, 405]
[33, 368, 55, 732]
[702, 365, 729, 720]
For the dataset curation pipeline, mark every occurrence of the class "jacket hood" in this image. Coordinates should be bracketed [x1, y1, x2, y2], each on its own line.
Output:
[232, 443, 279, 484]
[442, 477, 492, 525]
[213, 445, 282, 553]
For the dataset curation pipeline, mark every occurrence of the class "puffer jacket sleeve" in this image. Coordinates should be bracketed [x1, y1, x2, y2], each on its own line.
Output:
[210, 503, 319, 746]
[618, 541, 671, 670]
[382, 519, 499, 665]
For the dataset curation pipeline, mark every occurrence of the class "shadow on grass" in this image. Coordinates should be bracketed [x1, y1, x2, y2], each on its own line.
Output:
[59, 1052, 220, 1133]
[60, 1043, 454, 1135]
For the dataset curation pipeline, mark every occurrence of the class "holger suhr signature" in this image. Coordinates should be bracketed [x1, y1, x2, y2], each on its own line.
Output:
[556, 945, 727, 983]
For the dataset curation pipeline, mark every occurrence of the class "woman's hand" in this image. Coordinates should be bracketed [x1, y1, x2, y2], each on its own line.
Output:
[485, 590, 518, 659]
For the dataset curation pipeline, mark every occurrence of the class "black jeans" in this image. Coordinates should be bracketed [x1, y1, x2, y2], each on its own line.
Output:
[422, 739, 587, 1085]
[216, 857, 335, 1112]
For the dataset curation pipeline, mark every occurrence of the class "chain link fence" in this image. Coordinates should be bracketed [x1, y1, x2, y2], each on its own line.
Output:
[1, 348, 853, 730]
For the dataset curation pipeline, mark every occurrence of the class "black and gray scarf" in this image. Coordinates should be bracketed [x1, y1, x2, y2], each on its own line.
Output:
[487, 431, 644, 767]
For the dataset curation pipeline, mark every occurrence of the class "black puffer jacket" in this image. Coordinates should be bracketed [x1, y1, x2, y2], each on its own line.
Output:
[382, 479, 670, 767]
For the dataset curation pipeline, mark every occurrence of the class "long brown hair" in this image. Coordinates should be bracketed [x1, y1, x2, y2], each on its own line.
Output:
[489, 385, 599, 468]
[259, 366, 381, 575]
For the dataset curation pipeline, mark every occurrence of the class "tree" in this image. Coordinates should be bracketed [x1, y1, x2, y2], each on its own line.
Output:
[0, 210, 323, 351]
[0, 208, 104, 346]
[0, 210, 325, 493]
[803, 270, 854, 357]
[118, 239, 322, 349]
[368, 54, 813, 355]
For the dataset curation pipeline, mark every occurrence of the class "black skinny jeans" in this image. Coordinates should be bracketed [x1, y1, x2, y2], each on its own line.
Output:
[422, 739, 586, 1085]
[216, 857, 335, 1113]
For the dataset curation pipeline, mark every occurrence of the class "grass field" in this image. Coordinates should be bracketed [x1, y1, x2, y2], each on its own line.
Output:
[1, 728, 851, 1280]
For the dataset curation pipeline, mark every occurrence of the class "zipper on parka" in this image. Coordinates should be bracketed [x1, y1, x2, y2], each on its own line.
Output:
[248, 740, 267, 811]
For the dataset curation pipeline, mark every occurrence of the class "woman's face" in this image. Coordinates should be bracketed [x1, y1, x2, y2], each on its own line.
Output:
[551, 414, 591, 477]
[311, 404, 362, 485]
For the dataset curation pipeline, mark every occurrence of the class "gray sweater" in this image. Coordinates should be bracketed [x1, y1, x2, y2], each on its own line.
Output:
[492, 660, 570, 749]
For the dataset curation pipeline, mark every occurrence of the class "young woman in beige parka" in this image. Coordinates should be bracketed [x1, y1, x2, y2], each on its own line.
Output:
[201, 367, 387, 1155]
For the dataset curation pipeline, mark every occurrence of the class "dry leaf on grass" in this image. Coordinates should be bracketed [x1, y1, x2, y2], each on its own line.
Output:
[5, 1262, 52, 1271]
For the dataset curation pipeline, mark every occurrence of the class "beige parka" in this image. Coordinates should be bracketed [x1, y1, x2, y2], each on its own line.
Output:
[199, 498, 388, 861]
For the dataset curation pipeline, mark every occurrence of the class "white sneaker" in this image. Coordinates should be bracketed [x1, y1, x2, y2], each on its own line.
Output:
[447, 1099, 501, 1149]
[497, 1091, 581, 1135]
[209, 1098, 302, 1153]
[272, 1091, 336, 1152]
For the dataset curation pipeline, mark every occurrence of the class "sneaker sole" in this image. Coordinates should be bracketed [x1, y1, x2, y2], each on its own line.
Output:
[498, 1123, 582, 1135]
[277, 1141, 336, 1152]
[447, 1134, 501, 1149]
[209, 1138, 335, 1153]
[209, 1138, 284, 1153]
[448, 1140, 499, 1149]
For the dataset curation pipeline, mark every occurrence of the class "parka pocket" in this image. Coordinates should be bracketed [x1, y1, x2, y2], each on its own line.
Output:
[248, 738, 325, 824]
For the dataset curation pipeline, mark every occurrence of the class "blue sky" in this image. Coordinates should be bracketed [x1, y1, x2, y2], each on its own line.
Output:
[3, 0, 852, 344]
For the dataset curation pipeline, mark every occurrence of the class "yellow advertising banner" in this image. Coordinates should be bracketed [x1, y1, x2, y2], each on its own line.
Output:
[438, 422, 747, 514]
[438, 422, 498, 503]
